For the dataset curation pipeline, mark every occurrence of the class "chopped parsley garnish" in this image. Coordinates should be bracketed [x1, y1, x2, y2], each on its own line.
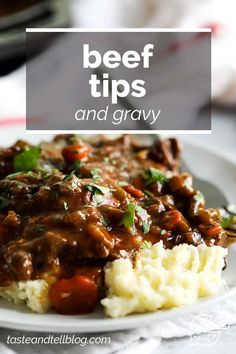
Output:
[6, 172, 23, 179]
[221, 216, 234, 229]
[91, 168, 101, 180]
[27, 193, 33, 200]
[63, 201, 69, 211]
[0, 196, 10, 209]
[219, 206, 236, 229]
[193, 193, 204, 202]
[135, 204, 150, 234]
[14, 147, 41, 172]
[63, 170, 76, 181]
[7, 170, 40, 180]
[25, 171, 38, 178]
[42, 169, 58, 180]
[144, 189, 154, 197]
[120, 163, 127, 170]
[15, 182, 24, 190]
[103, 157, 110, 163]
[42, 186, 51, 191]
[92, 191, 104, 205]
[142, 167, 168, 186]
[143, 199, 153, 206]
[134, 204, 146, 217]
[71, 160, 83, 172]
[120, 203, 150, 233]
[120, 203, 136, 229]
[140, 240, 152, 249]
[85, 183, 110, 195]
[85, 183, 110, 207]
[69, 135, 82, 144]
[160, 229, 167, 235]
[143, 222, 150, 234]
[117, 181, 129, 187]
[34, 224, 45, 233]
[101, 218, 109, 228]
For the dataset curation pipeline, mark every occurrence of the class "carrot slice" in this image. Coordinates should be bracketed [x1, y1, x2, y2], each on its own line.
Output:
[123, 185, 144, 199]
[198, 224, 223, 237]
[62, 144, 88, 162]
[161, 210, 182, 230]
[49, 275, 98, 314]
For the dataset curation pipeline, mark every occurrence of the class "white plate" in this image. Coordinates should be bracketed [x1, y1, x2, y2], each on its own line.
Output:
[0, 128, 236, 332]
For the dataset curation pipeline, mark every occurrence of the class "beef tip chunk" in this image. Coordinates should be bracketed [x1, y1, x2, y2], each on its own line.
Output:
[4, 249, 33, 281]
[86, 223, 115, 258]
[149, 138, 182, 172]
[2, 211, 21, 227]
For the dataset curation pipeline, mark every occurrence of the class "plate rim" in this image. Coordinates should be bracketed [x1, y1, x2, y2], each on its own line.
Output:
[0, 286, 236, 333]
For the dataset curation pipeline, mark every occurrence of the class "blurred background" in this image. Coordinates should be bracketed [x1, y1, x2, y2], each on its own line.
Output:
[0, 0, 235, 157]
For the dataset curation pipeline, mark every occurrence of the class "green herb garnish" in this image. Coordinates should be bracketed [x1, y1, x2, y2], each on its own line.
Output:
[15, 182, 24, 190]
[120, 163, 127, 170]
[0, 196, 10, 209]
[142, 167, 168, 186]
[34, 224, 45, 233]
[7, 170, 40, 181]
[134, 204, 146, 216]
[103, 157, 110, 163]
[92, 191, 104, 205]
[134, 204, 150, 234]
[160, 229, 167, 235]
[101, 218, 109, 228]
[14, 147, 41, 172]
[117, 181, 129, 187]
[85, 183, 110, 207]
[69, 135, 82, 144]
[143, 222, 150, 234]
[63, 170, 76, 181]
[143, 199, 153, 206]
[143, 189, 154, 197]
[63, 201, 69, 211]
[140, 240, 152, 249]
[42, 186, 51, 191]
[6, 172, 23, 179]
[221, 216, 234, 229]
[85, 183, 110, 195]
[91, 168, 101, 180]
[193, 193, 204, 202]
[120, 202, 136, 229]
[120, 203, 151, 233]
[71, 160, 83, 172]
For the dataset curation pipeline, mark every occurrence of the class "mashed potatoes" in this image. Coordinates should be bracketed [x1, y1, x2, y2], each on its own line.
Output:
[0, 280, 50, 313]
[101, 241, 228, 318]
[0, 242, 228, 316]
